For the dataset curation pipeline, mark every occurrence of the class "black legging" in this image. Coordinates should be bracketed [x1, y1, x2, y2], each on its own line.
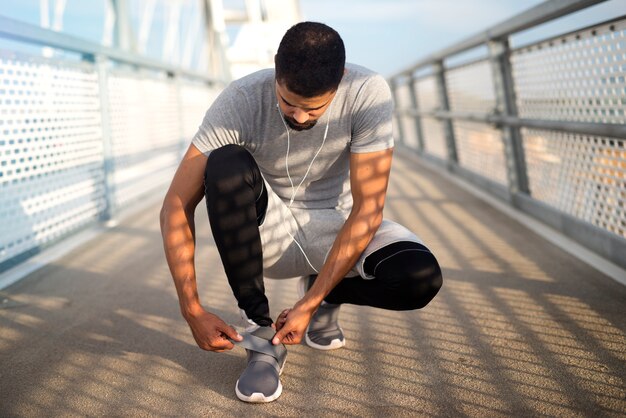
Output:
[204, 144, 442, 326]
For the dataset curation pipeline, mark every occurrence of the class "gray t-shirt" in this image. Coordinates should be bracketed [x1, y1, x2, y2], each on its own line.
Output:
[192, 63, 394, 210]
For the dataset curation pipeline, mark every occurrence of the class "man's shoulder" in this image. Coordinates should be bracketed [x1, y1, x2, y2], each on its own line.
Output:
[219, 69, 275, 112]
[345, 63, 377, 77]
[343, 63, 389, 92]
[340, 63, 391, 107]
[230, 68, 275, 91]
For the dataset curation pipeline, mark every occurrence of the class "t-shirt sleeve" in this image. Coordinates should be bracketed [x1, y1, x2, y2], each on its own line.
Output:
[191, 83, 249, 154]
[349, 74, 394, 153]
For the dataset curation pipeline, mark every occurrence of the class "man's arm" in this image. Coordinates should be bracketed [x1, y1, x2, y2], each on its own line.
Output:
[273, 148, 393, 345]
[160, 143, 242, 351]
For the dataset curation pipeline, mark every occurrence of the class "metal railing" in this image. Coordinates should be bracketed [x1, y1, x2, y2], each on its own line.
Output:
[389, 0, 626, 269]
[0, 16, 225, 273]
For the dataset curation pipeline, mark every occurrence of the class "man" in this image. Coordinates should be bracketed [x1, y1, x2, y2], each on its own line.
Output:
[160, 22, 442, 403]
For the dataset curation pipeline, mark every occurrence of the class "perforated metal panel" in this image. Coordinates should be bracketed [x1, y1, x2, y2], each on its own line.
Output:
[523, 128, 625, 238]
[394, 80, 420, 148]
[107, 71, 183, 208]
[445, 61, 506, 184]
[414, 76, 447, 158]
[453, 121, 507, 185]
[512, 19, 626, 124]
[389, 11, 626, 268]
[0, 51, 106, 267]
[420, 117, 447, 159]
[415, 76, 439, 111]
[180, 81, 220, 141]
[446, 60, 497, 114]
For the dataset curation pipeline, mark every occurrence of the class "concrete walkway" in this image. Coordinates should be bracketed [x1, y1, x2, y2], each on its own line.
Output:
[1, 151, 625, 417]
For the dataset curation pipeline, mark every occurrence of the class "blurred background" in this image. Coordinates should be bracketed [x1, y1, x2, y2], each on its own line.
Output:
[1, 3, 625, 415]
[0, 0, 624, 282]
[1, 0, 625, 77]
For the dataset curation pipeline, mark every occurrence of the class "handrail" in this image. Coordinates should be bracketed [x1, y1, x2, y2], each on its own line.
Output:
[396, 108, 626, 139]
[0, 15, 224, 85]
[389, 0, 608, 78]
[388, 1, 626, 271]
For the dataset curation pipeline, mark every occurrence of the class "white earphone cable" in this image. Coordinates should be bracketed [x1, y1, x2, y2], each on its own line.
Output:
[281, 104, 333, 206]
[276, 100, 334, 273]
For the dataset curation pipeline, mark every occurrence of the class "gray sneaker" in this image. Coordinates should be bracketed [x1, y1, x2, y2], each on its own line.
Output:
[298, 275, 346, 350]
[234, 326, 287, 403]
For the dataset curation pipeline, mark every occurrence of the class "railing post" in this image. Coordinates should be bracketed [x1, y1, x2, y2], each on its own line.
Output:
[433, 61, 458, 167]
[488, 39, 530, 195]
[408, 74, 425, 153]
[390, 78, 406, 146]
[91, 54, 117, 223]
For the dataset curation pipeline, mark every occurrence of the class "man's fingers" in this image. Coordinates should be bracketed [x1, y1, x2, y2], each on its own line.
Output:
[219, 323, 243, 342]
[272, 328, 287, 345]
[196, 337, 234, 352]
[274, 309, 288, 332]
[210, 335, 235, 351]
[283, 332, 302, 345]
[273, 328, 302, 345]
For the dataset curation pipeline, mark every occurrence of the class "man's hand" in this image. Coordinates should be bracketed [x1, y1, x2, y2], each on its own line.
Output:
[185, 309, 243, 352]
[272, 303, 315, 345]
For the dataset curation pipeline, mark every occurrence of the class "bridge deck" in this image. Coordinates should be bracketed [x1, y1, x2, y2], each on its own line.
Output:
[1, 152, 625, 417]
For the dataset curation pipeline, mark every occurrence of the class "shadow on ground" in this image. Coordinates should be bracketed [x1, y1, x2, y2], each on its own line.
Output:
[1, 153, 625, 417]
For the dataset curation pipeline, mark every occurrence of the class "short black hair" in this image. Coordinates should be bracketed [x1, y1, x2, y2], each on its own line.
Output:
[275, 22, 345, 97]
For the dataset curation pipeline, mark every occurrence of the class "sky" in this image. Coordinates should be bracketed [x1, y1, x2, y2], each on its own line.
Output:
[0, 0, 624, 77]
[299, 0, 626, 76]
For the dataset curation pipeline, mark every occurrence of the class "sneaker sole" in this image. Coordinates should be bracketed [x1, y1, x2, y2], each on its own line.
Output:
[235, 380, 282, 403]
[235, 356, 286, 403]
[304, 328, 346, 351]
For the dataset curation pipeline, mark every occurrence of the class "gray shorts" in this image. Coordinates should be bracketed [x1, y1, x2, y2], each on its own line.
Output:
[259, 180, 423, 280]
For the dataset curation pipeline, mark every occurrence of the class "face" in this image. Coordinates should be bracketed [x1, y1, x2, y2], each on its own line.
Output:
[275, 81, 336, 131]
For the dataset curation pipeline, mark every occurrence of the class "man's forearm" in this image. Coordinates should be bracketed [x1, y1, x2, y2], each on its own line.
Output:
[299, 209, 382, 311]
[160, 204, 204, 318]
[299, 149, 392, 312]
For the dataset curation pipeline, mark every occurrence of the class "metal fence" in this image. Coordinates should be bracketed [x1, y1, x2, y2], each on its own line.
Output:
[0, 16, 223, 273]
[389, 0, 626, 269]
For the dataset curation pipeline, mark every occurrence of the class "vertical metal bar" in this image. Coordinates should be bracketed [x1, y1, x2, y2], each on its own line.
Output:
[433, 61, 458, 167]
[489, 39, 530, 195]
[138, 0, 156, 54]
[51, 0, 67, 32]
[390, 78, 406, 146]
[40, 0, 52, 57]
[102, 0, 116, 47]
[163, 0, 182, 63]
[203, 0, 231, 81]
[112, 0, 135, 52]
[408, 75, 425, 153]
[90, 54, 117, 223]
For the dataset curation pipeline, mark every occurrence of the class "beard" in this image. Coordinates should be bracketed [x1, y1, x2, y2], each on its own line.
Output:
[284, 115, 317, 131]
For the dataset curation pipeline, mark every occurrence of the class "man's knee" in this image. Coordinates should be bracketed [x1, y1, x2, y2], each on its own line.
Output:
[204, 144, 255, 183]
[375, 247, 443, 310]
[204, 144, 263, 202]
[204, 144, 267, 226]
[404, 250, 442, 309]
